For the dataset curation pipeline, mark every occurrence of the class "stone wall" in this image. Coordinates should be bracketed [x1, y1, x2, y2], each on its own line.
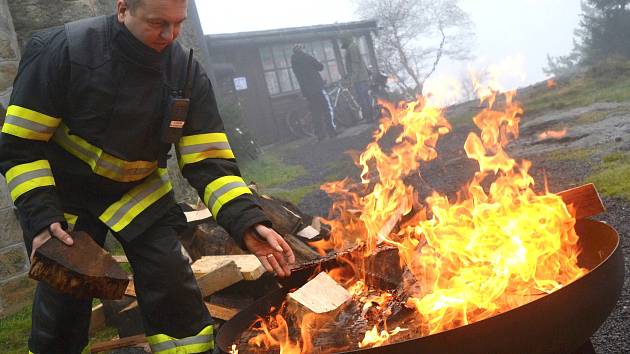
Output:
[0, 0, 212, 318]
[0, 0, 34, 319]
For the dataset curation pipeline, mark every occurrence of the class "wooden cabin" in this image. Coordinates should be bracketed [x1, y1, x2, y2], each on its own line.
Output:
[206, 20, 379, 145]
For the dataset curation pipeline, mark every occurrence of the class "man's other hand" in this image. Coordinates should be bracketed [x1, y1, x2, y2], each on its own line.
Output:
[30, 222, 73, 262]
[244, 224, 296, 277]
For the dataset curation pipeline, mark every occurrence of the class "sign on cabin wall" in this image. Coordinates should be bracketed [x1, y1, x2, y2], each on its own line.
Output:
[234, 77, 248, 91]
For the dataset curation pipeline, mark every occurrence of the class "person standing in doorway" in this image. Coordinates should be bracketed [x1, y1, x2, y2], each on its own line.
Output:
[341, 35, 372, 122]
[290, 44, 336, 141]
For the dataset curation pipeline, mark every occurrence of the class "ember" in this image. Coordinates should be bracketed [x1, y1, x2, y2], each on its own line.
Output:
[234, 77, 590, 352]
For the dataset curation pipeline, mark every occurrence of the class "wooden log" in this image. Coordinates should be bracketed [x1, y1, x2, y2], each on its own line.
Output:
[29, 231, 129, 300]
[194, 259, 244, 297]
[288, 272, 352, 317]
[257, 194, 303, 236]
[556, 183, 605, 220]
[284, 234, 321, 263]
[192, 255, 265, 281]
[90, 334, 147, 353]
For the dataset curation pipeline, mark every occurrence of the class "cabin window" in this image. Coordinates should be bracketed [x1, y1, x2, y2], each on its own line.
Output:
[260, 39, 342, 97]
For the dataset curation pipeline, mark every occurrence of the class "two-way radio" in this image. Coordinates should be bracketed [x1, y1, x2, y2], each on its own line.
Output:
[161, 48, 194, 144]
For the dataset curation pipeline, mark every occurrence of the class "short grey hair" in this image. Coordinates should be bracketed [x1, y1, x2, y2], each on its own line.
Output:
[125, 0, 143, 13]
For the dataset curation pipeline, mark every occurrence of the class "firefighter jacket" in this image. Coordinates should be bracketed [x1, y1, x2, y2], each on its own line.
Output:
[0, 15, 269, 246]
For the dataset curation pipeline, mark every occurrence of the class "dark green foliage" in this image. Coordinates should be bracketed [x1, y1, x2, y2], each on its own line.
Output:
[545, 0, 630, 76]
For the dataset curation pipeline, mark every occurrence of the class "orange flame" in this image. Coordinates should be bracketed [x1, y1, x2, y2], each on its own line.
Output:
[547, 79, 557, 89]
[537, 128, 568, 141]
[239, 76, 587, 353]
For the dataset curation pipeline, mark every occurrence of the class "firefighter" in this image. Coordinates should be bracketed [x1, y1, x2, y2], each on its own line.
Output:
[0, 0, 295, 353]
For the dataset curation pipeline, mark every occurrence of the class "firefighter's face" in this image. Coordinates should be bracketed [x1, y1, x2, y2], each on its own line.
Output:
[117, 0, 187, 53]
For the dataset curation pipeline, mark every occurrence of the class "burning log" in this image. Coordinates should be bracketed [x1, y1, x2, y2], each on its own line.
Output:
[555, 183, 605, 220]
[288, 272, 352, 319]
[29, 231, 129, 300]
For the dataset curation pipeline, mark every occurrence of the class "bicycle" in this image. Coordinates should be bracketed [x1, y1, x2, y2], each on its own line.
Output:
[368, 70, 392, 121]
[284, 81, 364, 139]
[228, 126, 263, 160]
[325, 80, 362, 128]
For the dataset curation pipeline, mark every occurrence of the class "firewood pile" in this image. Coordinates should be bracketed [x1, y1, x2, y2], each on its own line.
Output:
[87, 187, 331, 352]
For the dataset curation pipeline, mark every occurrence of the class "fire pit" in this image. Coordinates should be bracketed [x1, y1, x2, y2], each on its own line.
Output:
[217, 218, 624, 353]
[219, 86, 625, 353]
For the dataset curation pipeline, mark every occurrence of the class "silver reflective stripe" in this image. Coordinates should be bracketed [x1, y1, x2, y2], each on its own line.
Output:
[7, 169, 52, 192]
[150, 335, 213, 352]
[178, 141, 232, 155]
[103, 177, 164, 228]
[207, 181, 247, 208]
[54, 129, 154, 177]
[4, 115, 56, 135]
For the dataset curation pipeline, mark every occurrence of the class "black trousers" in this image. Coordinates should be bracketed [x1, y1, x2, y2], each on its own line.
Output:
[306, 90, 336, 140]
[26, 204, 213, 354]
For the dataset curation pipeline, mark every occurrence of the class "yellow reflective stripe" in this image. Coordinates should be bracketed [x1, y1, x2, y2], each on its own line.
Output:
[177, 133, 234, 168]
[5, 160, 55, 201]
[203, 176, 252, 217]
[99, 169, 172, 232]
[147, 325, 213, 354]
[64, 213, 78, 231]
[52, 124, 157, 182]
[2, 105, 61, 141]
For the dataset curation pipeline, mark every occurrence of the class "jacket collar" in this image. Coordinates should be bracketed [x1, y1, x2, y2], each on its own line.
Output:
[110, 15, 170, 71]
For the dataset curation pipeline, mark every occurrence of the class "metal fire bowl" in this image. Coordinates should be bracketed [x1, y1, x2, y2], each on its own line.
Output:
[216, 219, 625, 354]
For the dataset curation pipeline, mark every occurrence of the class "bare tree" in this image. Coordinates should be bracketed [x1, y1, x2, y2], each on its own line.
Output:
[354, 0, 474, 96]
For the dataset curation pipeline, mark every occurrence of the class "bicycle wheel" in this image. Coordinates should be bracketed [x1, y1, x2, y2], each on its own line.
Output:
[285, 109, 314, 138]
[334, 92, 361, 127]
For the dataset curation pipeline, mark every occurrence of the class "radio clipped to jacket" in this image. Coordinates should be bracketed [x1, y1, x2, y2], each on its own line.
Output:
[161, 48, 194, 144]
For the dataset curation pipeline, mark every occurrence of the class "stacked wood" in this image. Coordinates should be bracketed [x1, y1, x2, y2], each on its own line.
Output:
[192, 255, 265, 281]
[90, 334, 148, 353]
[193, 259, 244, 296]
[29, 231, 129, 300]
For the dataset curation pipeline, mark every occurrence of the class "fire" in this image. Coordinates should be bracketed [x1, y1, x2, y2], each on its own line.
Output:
[240, 74, 587, 353]
[358, 326, 408, 348]
[537, 128, 568, 141]
[547, 79, 557, 89]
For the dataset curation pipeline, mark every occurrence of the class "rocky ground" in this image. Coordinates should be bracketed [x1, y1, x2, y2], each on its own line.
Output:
[275, 100, 629, 353]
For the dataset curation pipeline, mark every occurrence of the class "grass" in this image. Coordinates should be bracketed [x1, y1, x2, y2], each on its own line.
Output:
[239, 153, 306, 189]
[587, 152, 630, 200]
[273, 184, 321, 205]
[522, 59, 630, 116]
[0, 303, 118, 354]
[546, 147, 597, 162]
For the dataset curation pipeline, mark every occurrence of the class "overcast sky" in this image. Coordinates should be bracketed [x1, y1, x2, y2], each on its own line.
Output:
[195, 0, 582, 90]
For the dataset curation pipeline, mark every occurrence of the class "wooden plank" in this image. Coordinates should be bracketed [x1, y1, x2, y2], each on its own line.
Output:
[29, 231, 129, 300]
[125, 280, 136, 297]
[90, 334, 147, 353]
[184, 208, 213, 225]
[288, 272, 351, 316]
[192, 255, 265, 281]
[556, 183, 605, 220]
[195, 259, 244, 297]
[112, 255, 128, 263]
[89, 303, 106, 335]
[204, 301, 241, 321]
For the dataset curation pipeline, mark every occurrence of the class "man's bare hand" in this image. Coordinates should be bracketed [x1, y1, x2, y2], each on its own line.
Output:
[30, 222, 73, 262]
[244, 224, 296, 277]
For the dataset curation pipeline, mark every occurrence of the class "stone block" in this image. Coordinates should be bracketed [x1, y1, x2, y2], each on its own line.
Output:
[0, 174, 13, 209]
[0, 207, 21, 249]
[0, 60, 16, 92]
[0, 31, 17, 59]
[0, 243, 28, 280]
[0, 274, 35, 318]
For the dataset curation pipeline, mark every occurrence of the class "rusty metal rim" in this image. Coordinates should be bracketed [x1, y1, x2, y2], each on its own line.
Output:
[217, 219, 625, 354]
